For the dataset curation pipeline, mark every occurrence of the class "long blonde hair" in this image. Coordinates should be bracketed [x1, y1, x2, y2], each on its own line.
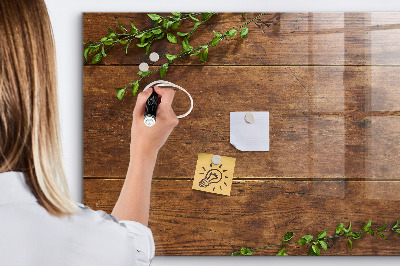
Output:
[0, 0, 77, 216]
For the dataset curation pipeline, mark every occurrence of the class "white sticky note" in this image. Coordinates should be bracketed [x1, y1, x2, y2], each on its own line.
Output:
[230, 111, 269, 151]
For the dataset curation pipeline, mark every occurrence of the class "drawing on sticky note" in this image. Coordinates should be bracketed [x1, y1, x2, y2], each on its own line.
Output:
[198, 164, 229, 189]
[192, 153, 235, 196]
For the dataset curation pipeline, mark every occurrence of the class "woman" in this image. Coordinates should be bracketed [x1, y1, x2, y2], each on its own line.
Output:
[0, 0, 178, 265]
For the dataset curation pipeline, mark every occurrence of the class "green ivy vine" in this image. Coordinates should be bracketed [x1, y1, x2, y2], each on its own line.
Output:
[231, 220, 400, 256]
[83, 12, 266, 99]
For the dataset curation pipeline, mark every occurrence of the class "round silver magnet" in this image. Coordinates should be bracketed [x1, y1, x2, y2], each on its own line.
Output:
[139, 62, 149, 72]
[211, 155, 222, 165]
[244, 112, 255, 124]
[149, 52, 160, 62]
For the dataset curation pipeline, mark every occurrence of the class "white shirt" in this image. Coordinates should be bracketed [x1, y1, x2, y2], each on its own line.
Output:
[0, 171, 155, 266]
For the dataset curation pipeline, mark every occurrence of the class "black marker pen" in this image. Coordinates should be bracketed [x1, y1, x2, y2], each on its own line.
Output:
[144, 87, 158, 127]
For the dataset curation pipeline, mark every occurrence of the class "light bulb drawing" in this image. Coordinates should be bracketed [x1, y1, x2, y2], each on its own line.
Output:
[198, 163, 229, 191]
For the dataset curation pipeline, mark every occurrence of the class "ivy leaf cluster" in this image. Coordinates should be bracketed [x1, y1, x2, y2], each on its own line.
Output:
[83, 12, 264, 100]
[112, 12, 263, 100]
[83, 12, 207, 66]
[231, 219, 400, 256]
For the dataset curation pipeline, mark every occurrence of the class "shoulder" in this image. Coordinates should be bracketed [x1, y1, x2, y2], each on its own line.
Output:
[73, 203, 155, 265]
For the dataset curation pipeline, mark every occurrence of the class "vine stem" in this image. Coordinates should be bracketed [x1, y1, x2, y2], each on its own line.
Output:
[233, 227, 399, 255]
[124, 12, 267, 92]
[83, 12, 204, 65]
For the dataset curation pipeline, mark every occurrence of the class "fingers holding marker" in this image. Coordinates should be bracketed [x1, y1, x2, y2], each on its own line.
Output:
[154, 86, 175, 106]
[133, 88, 152, 117]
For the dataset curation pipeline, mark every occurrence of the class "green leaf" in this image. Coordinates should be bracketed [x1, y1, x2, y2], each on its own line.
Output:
[152, 28, 162, 34]
[104, 39, 114, 45]
[117, 39, 128, 44]
[377, 232, 387, 242]
[283, 232, 294, 242]
[397, 231, 400, 237]
[201, 12, 213, 22]
[118, 20, 127, 32]
[393, 220, 400, 229]
[128, 29, 137, 35]
[116, 88, 125, 100]
[160, 63, 168, 78]
[130, 22, 138, 31]
[211, 37, 220, 47]
[161, 19, 168, 28]
[348, 232, 362, 239]
[319, 241, 328, 251]
[240, 246, 253, 255]
[125, 42, 131, 54]
[156, 32, 165, 40]
[137, 70, 151, 77]
[89, 45, 99, 54]
[213, 30, 223, 38]
[276, 247, 288, 256]
[343, 222, 352, 233]
[165, 20, 174, 29]
[240, 27, 249, 38]
[91, 53, 102, 64]
[298, 235, 313, 245]
[189, 13, 199, 22]
[377, 223, 387, 232]
[227, 29, 237, 37]
[101, 46, 107, 57]
[193, 21, 201, 31]
[107, 32, 116, 38]
[148, 14, 161, 21]
[336, 223, 344, 234]
[242, 13, 246, 19]
[145, 43, 151, 55]
[368, 229, 374, 236]
[171, 21, 180, 30]
[231, 251, 241, 256]
[136, 42, 148, 48]
[311, 244, 320, 256]
[144, 32, 153, 38]
[199, 47, 208, 62]
[190, 49, 202, 56]
[318, 229, 327, 240]
[84, 48, 90, 60]
[135, 32, 144, 38]
[298, 238, 307, 245]
[177, 32, 189, 36]
[131, 82, 139, 96]
[172, 12, 181, 17]
[308, 248, 317, 256]
[100, 37, 107, 43]
[348, 239, 353, 251]
[303, 235, 313, 242]
[165, 54, 178, 62]
[182, 37, 193, 51]
[167, 33, 177, 43]
[363, 220, 372, 232]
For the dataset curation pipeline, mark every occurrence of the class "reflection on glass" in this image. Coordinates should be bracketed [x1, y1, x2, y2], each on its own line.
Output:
[366, 117, 400, 179]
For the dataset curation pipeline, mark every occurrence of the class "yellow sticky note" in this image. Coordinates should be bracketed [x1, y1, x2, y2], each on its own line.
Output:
[192, 153, 236, 196]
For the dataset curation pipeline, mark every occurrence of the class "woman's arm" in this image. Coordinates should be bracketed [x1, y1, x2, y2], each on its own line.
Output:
[111, 86, 179, 226]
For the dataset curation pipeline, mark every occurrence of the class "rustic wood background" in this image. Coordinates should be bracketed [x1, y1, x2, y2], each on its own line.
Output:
[83, 12, 400, 255]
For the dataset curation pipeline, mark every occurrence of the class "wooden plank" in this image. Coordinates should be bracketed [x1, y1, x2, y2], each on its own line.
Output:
[83, 65, 400, 179]
[83, 179, 400, 255]
[83, 12, 400, 66]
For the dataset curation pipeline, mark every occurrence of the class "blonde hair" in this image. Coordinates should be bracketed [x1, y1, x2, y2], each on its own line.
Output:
[0, 0, 77, 216]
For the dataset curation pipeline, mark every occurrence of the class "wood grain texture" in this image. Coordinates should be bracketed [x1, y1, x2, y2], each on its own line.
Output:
[83, 12, 400, 256]
[84, 179, 400, 255]
[83, 12, 400, 66]
[83, 65, 400, 179]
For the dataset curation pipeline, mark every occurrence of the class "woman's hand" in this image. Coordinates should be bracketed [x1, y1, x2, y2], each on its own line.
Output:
[130, 86, 179, 156]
